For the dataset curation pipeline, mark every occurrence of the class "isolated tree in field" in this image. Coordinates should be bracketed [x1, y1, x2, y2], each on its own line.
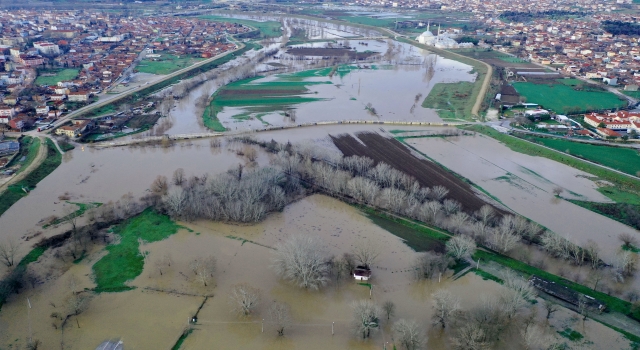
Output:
[552, 187, 563, 196]
[446, 235, 476, 260]
[619, 233, 637, 249]
[383, 300, 396, 320]
[172, 168, 185, 186]
[352, 299, 381, 339]
[520, 323, 556, 350]
[273, 235, 329, 290]
[450, 323, 490, 350]
[543, 300, 559, 320]
[393, 319, 426, 350]
[189, 256, 216, 287]
[154, 253, 173, 276]
[268, 301, 292, 336]
[229, 283, 261, 317]
[0, 238, 19, 267]
[352, 241, 380, 269]
[432, 289, 460, 328]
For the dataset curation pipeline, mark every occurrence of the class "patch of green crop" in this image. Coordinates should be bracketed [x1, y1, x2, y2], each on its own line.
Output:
[513, 80, 625, 114]
[92, 208, 182, 292]
[558, 328, 584, 341]
[422, 82, 475, 120]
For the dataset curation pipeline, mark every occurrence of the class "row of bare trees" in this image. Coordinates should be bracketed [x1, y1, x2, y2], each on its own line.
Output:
[159, 165, 301, 223]
[433, 275, 563, 350]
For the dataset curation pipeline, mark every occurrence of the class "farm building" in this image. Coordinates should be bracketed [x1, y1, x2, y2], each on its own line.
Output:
[353, 266, 372, 281]
[529, 276, 605, 312]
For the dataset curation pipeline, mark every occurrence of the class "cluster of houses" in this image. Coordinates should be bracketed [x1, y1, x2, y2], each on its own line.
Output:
[0, 10, 248, 131]
[584, 110, 640, 138]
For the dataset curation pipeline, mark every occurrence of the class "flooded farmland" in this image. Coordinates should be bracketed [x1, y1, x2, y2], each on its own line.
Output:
[1, 195, 627, 349]
[2, 11, 640, 350]
[404, 133, 637, 265]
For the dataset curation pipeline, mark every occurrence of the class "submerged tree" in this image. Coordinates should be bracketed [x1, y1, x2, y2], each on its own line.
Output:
[432, 289, 460, 328]
[268, 301, 292, 336]
[273, 235, 329, 290]
[229, 283, 261, 317]
[352, 300, 381, 339]
[393, 319, 427, 350]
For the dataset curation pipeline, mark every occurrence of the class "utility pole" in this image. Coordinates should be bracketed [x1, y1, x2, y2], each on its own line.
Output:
[27, 297, 32, 343]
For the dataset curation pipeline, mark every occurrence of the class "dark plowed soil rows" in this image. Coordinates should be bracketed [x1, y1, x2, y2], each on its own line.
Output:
[287, 48, 379, 59]
[331, 132, 502, 215]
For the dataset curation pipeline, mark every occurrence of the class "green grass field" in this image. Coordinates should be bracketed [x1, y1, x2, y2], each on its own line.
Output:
[35, 69, 80, 86]
[199, 15, 282, 39]
[92, 208, 182, 292]
[422, 82, 475, 120]
[204, 74, 330, 131]
[522, 136, 640, 177]
[136, 54, 203, 75]
[513, 80, 626, 114]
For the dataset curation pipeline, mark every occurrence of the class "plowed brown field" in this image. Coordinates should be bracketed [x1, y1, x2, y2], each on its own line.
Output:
[331, 132, 504, 215]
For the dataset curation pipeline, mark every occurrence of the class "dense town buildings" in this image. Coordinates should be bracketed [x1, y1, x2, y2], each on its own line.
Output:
[0, 10, 247, 131]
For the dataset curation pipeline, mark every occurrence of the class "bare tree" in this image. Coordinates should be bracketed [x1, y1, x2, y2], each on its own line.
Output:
[154, 253, 173, 276]
[393, 319, 427, 350]
[273, 235, 329, 290]
[268, 301, 292, 336]
[229, 283, 261, 317]
[446, 235, 476, 260]
[489, 217, 521, 253]
[448, 212, 470, 234]
[475, 205, 495, 225]
[352, 241, 380, 269]
[552, 187, 563, 196]
[500, 271, 536, 318]
[584, 240, 601, 269]
[520, 323, 556, 350]
[150, 175, 169, 196]
[442, 199, 461, 216]
[414, 253, 451, 280]
[419, 201, 442, 223]
[432, 289, 460, 328]
[543, 301, 558, 320]
[619, 233, 637, 249]
[189, 256, 216, 287]
[0, 238, 19, 267]
[383, 300, 396, 320]
[352, 299, 381, 339]
[172, 168, 185, 186]
[430, 185, 449, 201]
[615, 250, 637, 280]
[450, 323, 490, 350]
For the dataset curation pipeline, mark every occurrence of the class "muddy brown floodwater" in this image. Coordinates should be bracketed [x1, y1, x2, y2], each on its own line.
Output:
[0, 194, 629, 349]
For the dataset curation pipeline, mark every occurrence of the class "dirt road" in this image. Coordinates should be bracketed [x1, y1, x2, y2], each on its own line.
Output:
[0, 136, 47, 194]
